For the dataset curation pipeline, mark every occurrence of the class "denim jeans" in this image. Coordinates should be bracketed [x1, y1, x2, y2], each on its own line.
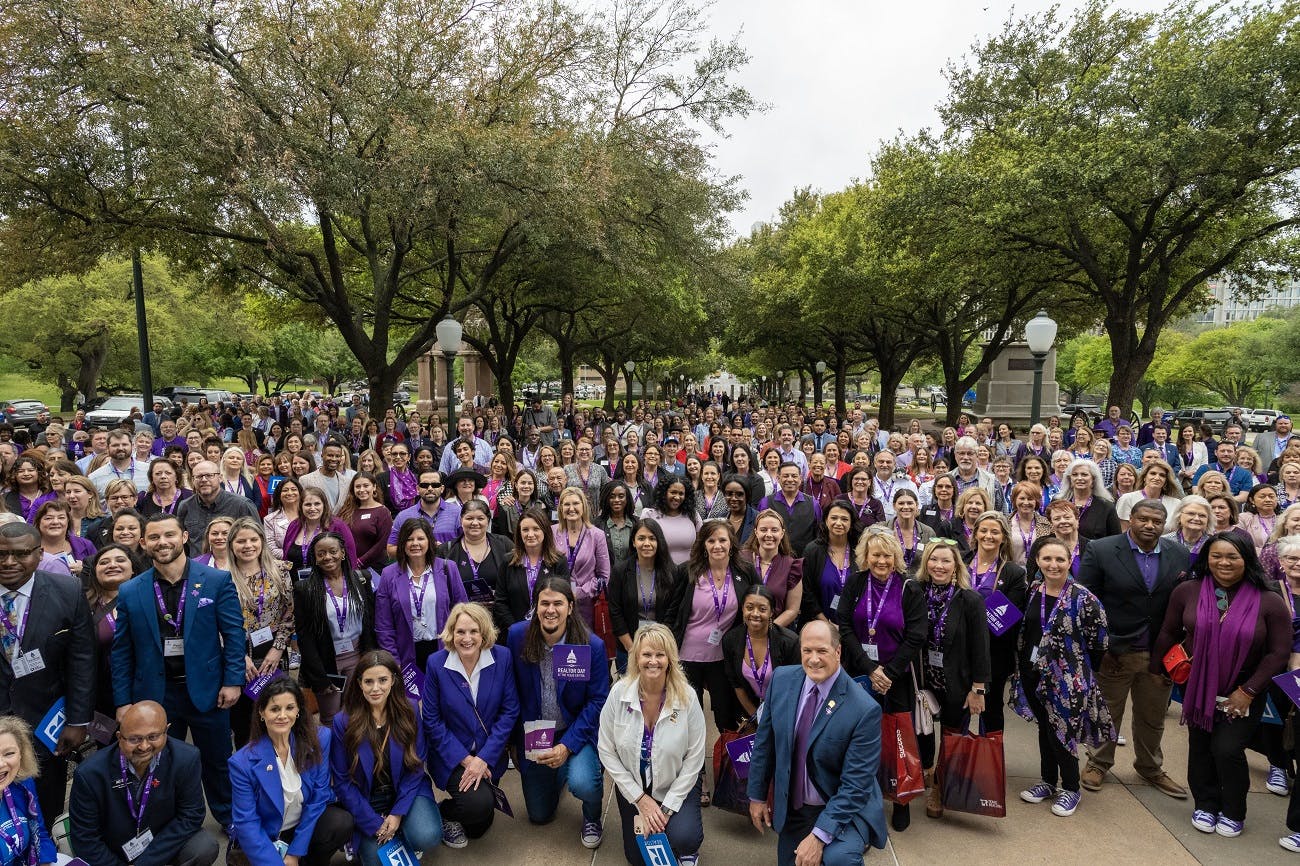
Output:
[356, 795, 443, 866]
[518, 742, 604, 824]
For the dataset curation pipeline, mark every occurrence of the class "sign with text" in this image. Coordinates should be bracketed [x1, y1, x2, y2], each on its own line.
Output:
[553, 644, 591, 681]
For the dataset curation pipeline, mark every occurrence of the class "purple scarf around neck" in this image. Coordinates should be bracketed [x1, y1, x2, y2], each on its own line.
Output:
[1182, 577, 1261, 731]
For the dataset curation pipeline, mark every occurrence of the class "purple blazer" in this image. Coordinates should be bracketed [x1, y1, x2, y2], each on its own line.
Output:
[552, 524, 611, 627]
[420, 645, 519, 789]
[374, 560, 467, 669]
[329, 713, 433, 847]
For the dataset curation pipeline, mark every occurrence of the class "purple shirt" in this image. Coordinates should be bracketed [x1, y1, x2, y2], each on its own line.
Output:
[389, 501, 462, 546]
[852, 576, 904, 665]
[795, 676, 833, 808]
[819, 552, 851, 617]
[679, 577, 736, 663]
[1127, 533, 1161, 591]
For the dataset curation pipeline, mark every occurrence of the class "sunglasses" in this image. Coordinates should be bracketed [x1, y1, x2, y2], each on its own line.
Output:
[418, 482, 444, 489]
[1215, 587, 1229, 613]
[927, 538, 959, 548]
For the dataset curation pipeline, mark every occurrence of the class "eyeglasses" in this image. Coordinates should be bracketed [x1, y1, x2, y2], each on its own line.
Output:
[1215, 587, 1229, 613]
[418, 482, 443, 489]
[121, 731, 168, 747]
[193, 472, 218, 479]
[0, 548, 38, 560]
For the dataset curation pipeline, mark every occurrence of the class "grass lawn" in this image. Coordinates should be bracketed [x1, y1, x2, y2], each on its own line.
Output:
[0, 374, 258, 411]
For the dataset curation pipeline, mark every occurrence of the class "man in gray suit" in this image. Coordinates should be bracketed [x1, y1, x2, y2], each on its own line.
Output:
[1253, 415, 1294, 465]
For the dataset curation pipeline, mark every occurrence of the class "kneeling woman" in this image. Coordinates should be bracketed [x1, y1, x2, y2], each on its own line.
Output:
[229, 679, 355, 866]
[598, 624, 706, 866]
[332, 650, 442, 864]
[422, 603, 520, 848]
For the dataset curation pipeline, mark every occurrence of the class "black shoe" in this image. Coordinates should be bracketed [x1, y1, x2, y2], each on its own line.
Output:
[891, 803, 911, 832]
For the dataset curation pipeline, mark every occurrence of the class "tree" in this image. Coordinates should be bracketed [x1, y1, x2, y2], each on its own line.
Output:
[1054, 336, 1108, 404]
[942, 0, 1300, 412]
[0, 0, 754, 410]
[1161, 320, 1286, 406]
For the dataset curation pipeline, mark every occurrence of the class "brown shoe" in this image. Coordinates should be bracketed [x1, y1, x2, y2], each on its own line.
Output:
[1081, 765, 1105, 791]
[1143, 772, 1189, 799]
[925, 769, 943, 819]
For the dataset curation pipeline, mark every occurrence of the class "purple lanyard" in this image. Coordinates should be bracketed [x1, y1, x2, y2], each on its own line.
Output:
[252, 573, 268, 623]
[112, 459, 137, 480]
[524, 557, 541, 596]
[152, 579, 188, 632]
[865, 574, 896, 639]
[1076, 496, 1092, 521]
[1017, 518, 1036, 553]
[877, 478, 895, 502]
[636, 566, 655, 617]
[1038, 581, 1071, 626]
[851, 496, 873, 522]
[158, 491, 180, 515]
[120, 753, 156, 832]
[1178, 531, 1205, 556]
[565, 529, 585, 572]
[757, 556, 775, 587]
[833, 546, 850, 593]
[1070, 544, 1081, 577]
[940, 507, 953, 523]
[895, 524, 919, 565]
[745, 632, 771, 698]
[325, 583, 348, 632]
[705, 570, 731, 626]
[298, 528, 320, 567]
[410, 568, 433, 619]
[929, 584, 956, 644]
[702, 492, 717, 512]
[641, 691, 667, 763]
[975, 558, 1000, 592]
[0, 788, 36, 866]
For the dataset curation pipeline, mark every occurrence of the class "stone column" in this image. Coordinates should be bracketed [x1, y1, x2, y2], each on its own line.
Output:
[416, 353, 435, 415]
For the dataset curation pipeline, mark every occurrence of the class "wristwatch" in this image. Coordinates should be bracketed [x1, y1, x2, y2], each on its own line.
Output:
[662, 807, 675, 818]
[972, 687, 987, 696]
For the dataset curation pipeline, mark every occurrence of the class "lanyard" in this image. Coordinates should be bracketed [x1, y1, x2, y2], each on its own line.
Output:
[1076, 496, 1092, 521]
[298, 526, 320, 567]
[325, 582, 348, 632]
[1017, 517, 1036, 554]
[745, 632, 771, 698]
[1177, 531, 1206, 556]
[895, 523, 919, 566]
[524, 556, 541, 596]
[636, 566, 655, 617]
[864, 574, 895, 639]
[112, 459, 137, 480]
[252, 573, 268, 623]
[156, 491, 181, 515]
[0, 788, 35, 866]
[876, 477, 895, 503]
[851, 496, 873, 522]
[410, 568, 433, 619]
[120, 753, 156, 833]
[640, 690, 667, 780]
[757, 556, 775, 588]
[928, 584, 956, 644]
[1038, 581, 1071, 627]
[705, 569, 731, 625]
[833, 545, 850, 593]
[152, 579, 188, 632]
[565, 528, 585, 572]
[975, 557, 999, 592]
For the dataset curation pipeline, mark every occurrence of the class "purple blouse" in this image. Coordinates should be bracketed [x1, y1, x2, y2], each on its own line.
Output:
[679, 577, 737, 664]
[852, 575, 904, 665]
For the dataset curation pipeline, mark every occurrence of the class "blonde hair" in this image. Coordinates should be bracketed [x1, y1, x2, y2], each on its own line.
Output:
[558, 486, 593, 527]
[955, 486, 991, 517]
[439, 602, 498, 650]
[64, 475, 104, 518]
[915, 540, 971, 590]
[623, 623, 691, 708]
[0, 716, 39, 781]
[855, 525, 906, 573]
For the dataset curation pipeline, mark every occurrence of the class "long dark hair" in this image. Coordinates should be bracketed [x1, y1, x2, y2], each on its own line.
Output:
[630, 517, 676, 587]
[510, 506, 561, 567]
[1192, 531, 1270, 590]
[687, 519, 741, 578]
[341, 650, 422, 777]
[394, 519, 435, 573]
[298, 532, 369, 632]
[249, 677, 322, 769]
[816, 500, 862, 549]
[522, 576, 589, 664]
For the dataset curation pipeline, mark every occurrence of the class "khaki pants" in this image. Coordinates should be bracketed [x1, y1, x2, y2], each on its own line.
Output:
[1087, 650, 1172, 778]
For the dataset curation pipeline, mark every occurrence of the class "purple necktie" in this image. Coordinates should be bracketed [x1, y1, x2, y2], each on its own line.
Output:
[791, 683, 821, 809]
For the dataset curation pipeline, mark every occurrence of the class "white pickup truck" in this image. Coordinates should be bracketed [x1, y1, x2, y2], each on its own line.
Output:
[1246, 408, 1281, 432]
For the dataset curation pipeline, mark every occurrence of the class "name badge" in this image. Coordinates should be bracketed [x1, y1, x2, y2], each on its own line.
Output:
[1029, 646, 1039, 664]
[829, 594, 840, 611]
[163, 638, 185, 657]
[12, 650, 45, 678]
[122, 829, 154, 861]
[707, 628, 724, 647]
[333, 638, 355, 656]
[927, 650, 944, 667]
[360, 513, 371, 520]
[249, 626, 274, 647]
[864, 643, 879, 662]
[297, 567, 313, 581]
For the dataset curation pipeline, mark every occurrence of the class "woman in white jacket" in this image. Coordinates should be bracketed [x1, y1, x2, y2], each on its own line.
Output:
[597, 622, 706, 866]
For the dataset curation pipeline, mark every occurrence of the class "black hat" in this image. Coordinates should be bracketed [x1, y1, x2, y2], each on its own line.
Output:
[444, 468, 487, 490]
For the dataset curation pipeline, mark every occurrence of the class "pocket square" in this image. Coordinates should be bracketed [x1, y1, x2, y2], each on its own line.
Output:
[197, 598, 214, 607]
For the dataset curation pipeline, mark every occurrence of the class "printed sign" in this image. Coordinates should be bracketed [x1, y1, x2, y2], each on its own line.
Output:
[243, 671, 286, 702]
[523, 720, 556, 761]
[36, 697, 65, 751]
[984, 591, 1023, 636]
[636, 833, 679, 866]
[401, 662, 425, 702]
[377, 839, 417, 866]
[490, 782, 514, 817]
[553, 643, 591, 681]
[725, 733, 756, 781]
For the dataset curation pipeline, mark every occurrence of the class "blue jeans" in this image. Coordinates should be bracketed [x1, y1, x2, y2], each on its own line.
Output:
[518, 742, 604, 824]
[356, 795, 443, 866]
[777, 805, 867, 866]
[615, 782, 703, 865]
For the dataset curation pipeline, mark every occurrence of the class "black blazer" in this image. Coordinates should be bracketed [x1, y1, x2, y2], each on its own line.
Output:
[491, 557, 570, 633]
[799, 540, 852, 623]
[937, 520, 975, 556]
[490, 499, 545, 539]
[837, 574, 927, 682]
[293, 573, 377, 692]
[924, 587, 992, 701]
[1077, 533, 1190, 654]
[442, 534, 514, 602]
[919, 505, 954, 534]
[69, 739, 208, 866]
[721, 623, 799, 709]
[1077, 498, 1122, 541]
[666, 561, 756, 647]
[0, 569, 95, 728]
[606, 558, 678, 642]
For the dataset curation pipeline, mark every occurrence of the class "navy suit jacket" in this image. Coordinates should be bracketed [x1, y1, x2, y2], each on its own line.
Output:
[69, 739, 208, 866]
[230, 730, 334, 866]
[506, 623, 609, 756]
[421, 645, 519, 789]
[329, 714, 433, 844]
[746, 666, 886, 851]
[110, 561, 245, 712]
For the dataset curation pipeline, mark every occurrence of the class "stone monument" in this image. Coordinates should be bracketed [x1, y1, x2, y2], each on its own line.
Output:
[973, 341, 1060, 427]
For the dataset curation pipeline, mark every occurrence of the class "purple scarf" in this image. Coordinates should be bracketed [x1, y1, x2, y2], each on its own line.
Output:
[1183, 577, 1261, 731]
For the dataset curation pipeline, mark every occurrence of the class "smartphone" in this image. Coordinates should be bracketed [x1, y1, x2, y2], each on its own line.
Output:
[327, 674, 347, 691]
[633, 814, 646, 836]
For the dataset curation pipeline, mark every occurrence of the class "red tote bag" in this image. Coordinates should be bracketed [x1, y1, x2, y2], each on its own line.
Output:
[938, 721, 1007, 818]
[878, 711, 926, 804]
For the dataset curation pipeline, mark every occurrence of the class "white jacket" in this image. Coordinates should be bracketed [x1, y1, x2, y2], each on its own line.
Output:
[597, 677, 706, 813]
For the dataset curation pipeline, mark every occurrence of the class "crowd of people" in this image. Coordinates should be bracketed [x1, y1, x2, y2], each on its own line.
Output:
[1, 389, 1299, 866]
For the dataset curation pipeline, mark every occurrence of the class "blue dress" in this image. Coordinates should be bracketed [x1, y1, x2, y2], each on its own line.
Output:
[0, 779, 57, 866]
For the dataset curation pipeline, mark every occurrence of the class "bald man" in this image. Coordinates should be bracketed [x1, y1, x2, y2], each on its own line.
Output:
[69, 701, 219, 866]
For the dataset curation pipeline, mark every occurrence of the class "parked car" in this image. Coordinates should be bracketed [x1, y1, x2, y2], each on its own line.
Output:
[0, 399, 49, 425]
[1173, 407, 1233, 434]
[159, 387, 235, 406]
[1246, 408, 1281, 432]
[85, 395, 174, 427]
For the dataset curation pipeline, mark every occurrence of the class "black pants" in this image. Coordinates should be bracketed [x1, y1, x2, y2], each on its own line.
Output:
[163, 679, 234, 825]
[1024, 673, 1079, 793]
[440, 765, 497, 839]
[614, 783, 703, 866]
[280, 804, 355, 866]
[682, 660, 739, 733]
[173, 830, 221, 866]
[1188, 698, 1264, 822]
[918, 690, 969, 769]
[1249, 684, 1290, 770]
[1287, 712, 1300, 831]
[983, 641, 1016, 732]
[33, 743, 67, 831]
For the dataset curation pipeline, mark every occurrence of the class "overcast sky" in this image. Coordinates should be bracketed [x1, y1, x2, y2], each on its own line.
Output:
[704, 0, 1170, 236]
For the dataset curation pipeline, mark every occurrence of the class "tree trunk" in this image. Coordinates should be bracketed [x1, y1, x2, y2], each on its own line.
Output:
[238, 369, 259, 394]
[365, 367, 402, 418]
[57, 372, 78, 412]
[1104, 310, 1158, 415]
[798, 371, 807, 403]
[877, 363, 907, 430]
[74, 341, 108, 407]
[556, 335, 576, 398]
[834, 357, 848, 417]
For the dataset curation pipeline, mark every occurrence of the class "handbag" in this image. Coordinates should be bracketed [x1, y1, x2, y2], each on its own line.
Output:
[1162, 643, 1192, 685]
[592, 586, 616, 660]
[712, 731, 754, 816]
[938, 717, 1006, 818]
[878, 711, 926, 804]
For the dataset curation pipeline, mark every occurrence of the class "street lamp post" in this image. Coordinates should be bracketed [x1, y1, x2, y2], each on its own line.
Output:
[814, 361, 827, 407]
[760, 375, 767, 402]
[435, 315, 463, 435]
[1024, 310, 1058, 427]
[625, 361, 636, 408]
[776, 370, 784, 402]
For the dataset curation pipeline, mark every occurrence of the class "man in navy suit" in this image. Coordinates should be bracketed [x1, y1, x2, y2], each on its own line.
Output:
[747, 620, 886, 866]
[111, 512, 246, 827]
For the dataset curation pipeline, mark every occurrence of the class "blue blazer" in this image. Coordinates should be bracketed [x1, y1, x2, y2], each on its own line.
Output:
[0, 778, 56, 866]
[229, 729, 335, 866]
[110, 561, 246, 712]
[420, 645, 519, 789]
[329, 714, 433, 846]
[746, 666, 886, 851]
[506, 623, 609, 756]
